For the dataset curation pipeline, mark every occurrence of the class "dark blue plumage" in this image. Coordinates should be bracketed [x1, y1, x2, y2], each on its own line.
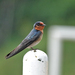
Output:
[25, 28, 42, 40]
[5, 21, 45, 59]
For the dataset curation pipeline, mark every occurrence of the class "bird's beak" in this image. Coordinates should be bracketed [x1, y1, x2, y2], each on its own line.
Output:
[42, 24, 46, 26]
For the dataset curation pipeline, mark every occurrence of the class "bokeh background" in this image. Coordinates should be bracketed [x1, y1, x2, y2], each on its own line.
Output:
[0, 0, 75, 75]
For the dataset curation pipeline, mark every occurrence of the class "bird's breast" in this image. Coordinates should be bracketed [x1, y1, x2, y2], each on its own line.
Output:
[27, 33, 43, 48]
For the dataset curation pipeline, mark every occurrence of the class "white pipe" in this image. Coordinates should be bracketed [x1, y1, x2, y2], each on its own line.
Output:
[23, 50, 48, 75]
[48, 25, 75, 75]
[48, 26, 62, 75]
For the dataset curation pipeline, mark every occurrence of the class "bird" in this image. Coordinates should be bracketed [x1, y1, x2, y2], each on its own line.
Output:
[5, 21, 46, 59]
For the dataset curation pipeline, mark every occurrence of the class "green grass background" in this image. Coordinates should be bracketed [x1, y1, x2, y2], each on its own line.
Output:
[0, 0, 75, 75]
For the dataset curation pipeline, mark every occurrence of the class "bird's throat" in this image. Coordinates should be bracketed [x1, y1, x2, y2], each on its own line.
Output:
[35, 26, 44, 33]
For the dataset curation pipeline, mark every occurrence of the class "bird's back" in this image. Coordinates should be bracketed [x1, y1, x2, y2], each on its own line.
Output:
[5, 29, 42, 59]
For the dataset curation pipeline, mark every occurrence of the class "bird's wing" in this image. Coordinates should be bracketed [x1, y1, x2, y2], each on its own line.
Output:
[5, 29, 42, 59]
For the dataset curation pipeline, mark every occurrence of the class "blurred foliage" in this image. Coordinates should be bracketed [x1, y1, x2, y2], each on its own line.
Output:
[0, 0, 75, 75]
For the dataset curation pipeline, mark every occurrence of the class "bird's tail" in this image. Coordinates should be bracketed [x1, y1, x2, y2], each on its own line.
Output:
[5, 44, 26, 59]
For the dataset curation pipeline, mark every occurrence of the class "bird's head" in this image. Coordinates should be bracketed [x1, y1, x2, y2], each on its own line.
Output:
[33, 21, 46, 31]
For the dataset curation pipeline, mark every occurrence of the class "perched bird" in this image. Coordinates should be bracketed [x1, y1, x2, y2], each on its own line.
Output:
[5, 21, 45, 59]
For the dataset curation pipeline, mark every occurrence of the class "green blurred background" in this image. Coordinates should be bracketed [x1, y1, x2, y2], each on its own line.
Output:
[0, 0, 75, 75]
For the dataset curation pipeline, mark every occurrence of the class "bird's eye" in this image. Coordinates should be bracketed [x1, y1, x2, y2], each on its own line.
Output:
[38, 24, 40, 26]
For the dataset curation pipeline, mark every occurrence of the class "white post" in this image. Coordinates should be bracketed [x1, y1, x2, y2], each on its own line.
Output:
[23, 50, 48, 75]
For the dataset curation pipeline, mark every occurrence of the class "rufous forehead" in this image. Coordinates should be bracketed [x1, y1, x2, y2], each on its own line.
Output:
[40, 22, 44, 25]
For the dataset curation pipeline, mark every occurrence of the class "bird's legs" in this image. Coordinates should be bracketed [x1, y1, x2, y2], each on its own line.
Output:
[31, 47, 34, 50]
[30, 47, 36, 52]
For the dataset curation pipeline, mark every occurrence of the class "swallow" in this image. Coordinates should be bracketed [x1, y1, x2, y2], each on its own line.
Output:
[5, 21, 45, 59]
